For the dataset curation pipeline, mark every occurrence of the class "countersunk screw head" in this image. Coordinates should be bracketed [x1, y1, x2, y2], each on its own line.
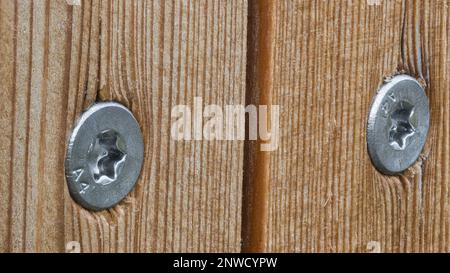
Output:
[367, 75, 430, 175]
[65, 102, 144, 211]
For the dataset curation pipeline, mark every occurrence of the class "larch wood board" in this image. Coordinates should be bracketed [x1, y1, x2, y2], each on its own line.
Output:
[0, 0, 449, 253]
[266, 0, 449, 252]
[0, 0, 247, 253]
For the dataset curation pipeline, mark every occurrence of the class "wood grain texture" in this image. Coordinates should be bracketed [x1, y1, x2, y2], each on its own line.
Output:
[0, 0, 247, 252]
[0, 0, 69, 252]
[266, 0, 449, 252]
[1, 0, 449, 253]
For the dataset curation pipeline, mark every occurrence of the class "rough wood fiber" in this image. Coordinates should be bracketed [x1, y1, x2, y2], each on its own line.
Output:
[266, 0, 449, 252]
[0, 0, 69, 252]
[0, 0, 246, 252]
[1, 0, 449, 254]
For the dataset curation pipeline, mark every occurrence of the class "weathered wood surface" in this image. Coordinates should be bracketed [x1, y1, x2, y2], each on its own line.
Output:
[0, 0, 246, 252]
[0, 0, 449, 253]
[266, 0, 449, 252]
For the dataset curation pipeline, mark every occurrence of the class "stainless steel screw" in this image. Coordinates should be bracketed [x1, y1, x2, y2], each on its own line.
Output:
[65, 102, 144, 211]
[367, 75, 430, 175]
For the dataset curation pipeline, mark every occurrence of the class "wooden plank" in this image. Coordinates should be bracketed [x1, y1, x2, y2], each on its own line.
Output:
[266, 0, 449, 252]
[0, 0, 247, 252]
[1, 0, 448, 254]
[0, 0, 70, 252]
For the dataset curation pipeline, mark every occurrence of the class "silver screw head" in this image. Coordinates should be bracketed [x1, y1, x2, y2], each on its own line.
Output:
[65, 102, 144, 211]
[367, 75, 430, 175]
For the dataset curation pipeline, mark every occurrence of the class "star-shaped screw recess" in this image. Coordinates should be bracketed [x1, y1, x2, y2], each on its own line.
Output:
[389, 102, 416, 150]
[89, 129, 127, 186]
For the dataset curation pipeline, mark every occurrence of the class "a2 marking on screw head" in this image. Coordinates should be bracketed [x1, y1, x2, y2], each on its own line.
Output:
[367, 75, 430, 175]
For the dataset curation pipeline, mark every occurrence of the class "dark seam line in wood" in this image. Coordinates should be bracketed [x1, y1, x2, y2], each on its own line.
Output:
[241, 0, 276, 253]
[95, 0, 102, 103]
[400, 0, 407, 70]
